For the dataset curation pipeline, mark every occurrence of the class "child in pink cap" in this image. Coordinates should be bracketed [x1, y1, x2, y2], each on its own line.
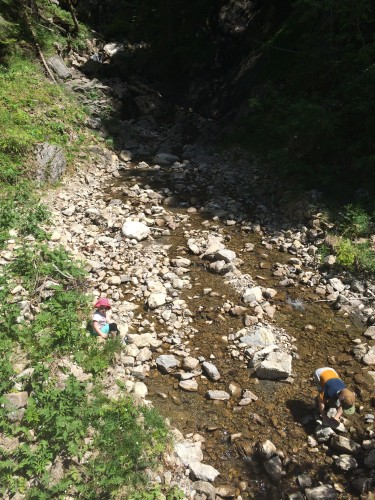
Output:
[92, 297, 118, 340]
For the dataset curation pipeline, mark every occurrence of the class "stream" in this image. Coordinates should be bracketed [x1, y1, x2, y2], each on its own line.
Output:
[103, 160, 368, 498]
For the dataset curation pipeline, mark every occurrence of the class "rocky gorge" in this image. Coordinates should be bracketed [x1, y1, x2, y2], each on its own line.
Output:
[6, 46, 375, 499]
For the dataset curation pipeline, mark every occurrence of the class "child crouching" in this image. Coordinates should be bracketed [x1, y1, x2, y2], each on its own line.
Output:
[92, 297, 118, 340]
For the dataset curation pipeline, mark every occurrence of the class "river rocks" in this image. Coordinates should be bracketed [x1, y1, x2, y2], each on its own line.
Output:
[179, 380, 198, 392]
[174, 441, 204, 467]
[215, 484, 237, 498]
[122, 220, 151, 241]
[192, 481, 216, 500]
[153, 152, 179, 165]
[156, 355, 180, 373]
[183, 356, 200, 371]
[238, 325, 275, 347]
[254, 440, 277, 460]
[364, 448, 375, 467]
[263, 455, 282, 482]
[228, 381, 242, 397]
[305, 485, 337, 499]
[189, 462, 220, 482]
[363, 346, 375, 365]
[242, 286, 263, 304]
[314, 425, 336, 443]
[330, 435, 361, 454]
[334, 454, 358, 471]
[214, 248, 236, 263]
[133, 381, 148, 398]
[255, 352, 292, 380]
[147, 292, 167, 309]
[202, 361, 220, 381]
[206, 390, 230, 401]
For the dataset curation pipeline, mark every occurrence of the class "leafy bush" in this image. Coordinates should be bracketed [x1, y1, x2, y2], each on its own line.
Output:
[82, 397, 169, 498]
[339, 204, 372, 238]
[355, 242, 375, 274]
[336, 239, 357, 268]
[76, 337, 122, 374]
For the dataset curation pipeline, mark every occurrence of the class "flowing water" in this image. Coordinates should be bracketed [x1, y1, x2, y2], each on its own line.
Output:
[106, 163, 369, 499]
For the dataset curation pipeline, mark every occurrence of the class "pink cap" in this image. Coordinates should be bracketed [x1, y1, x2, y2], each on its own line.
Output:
[94, 297, 111, 309]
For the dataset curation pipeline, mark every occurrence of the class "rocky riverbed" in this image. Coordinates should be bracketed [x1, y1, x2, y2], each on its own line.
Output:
[31, 55, 375, 498]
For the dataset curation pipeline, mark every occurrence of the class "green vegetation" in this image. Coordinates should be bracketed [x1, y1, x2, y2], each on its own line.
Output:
[317, 204, 375, 273]
[0, 234, 173, 496]
[0, 56, 87, 185]
[0, 2, 178, 497]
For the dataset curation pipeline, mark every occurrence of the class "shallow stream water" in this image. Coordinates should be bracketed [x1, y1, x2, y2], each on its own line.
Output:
[106, 163, 369, 499]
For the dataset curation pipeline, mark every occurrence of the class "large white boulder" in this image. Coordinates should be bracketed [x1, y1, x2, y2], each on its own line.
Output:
[255, 352, 292, 379]
[122, 220, 150, 241]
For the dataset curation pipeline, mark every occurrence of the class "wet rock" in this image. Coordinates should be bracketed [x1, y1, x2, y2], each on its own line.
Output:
[122, 220, 150, 241]
[206, 390, 230, 401]
[228, 381, 242, 397]
[156, 355, 180, 373]
[255, 352, 292, 380]
[330, 435, 361, 454]
[288, 493, 304, 500]
[215, 484, 237, 497]
[297, 473, 312, 488]
[351, 476, 375, 494]
[192, 480, 216, 500]
[202, 362, 220, 381]
[189, 462, 220, 482]
[364, 448, 375, 467]
[305, 485, 337, 499]
[254, 440, 277, 461]
[263, 455, 282, 482]
[153, 153, 179, 165]
[334, 454, 358, 471]
[314, 425, 336, 443]
[353, 371, 374, 390]
[179, 380, 198, 392]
